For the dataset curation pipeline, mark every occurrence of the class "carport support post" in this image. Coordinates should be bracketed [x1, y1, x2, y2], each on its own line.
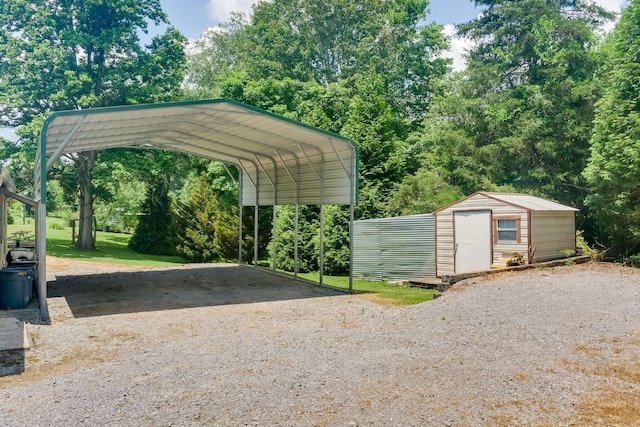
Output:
[349, 202, 354, 294]
[35, 138, 50, 322]
[238, 171, 243, 265]
[36, 200, 49, 321]
[254, 205, 259, 266]
[348, 156, 356, 294]
[294, 204, 299, 278]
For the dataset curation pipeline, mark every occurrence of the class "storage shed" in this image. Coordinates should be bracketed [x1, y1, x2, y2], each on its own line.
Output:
[435, 192, 578, 276]
[352, 192, 578, 282]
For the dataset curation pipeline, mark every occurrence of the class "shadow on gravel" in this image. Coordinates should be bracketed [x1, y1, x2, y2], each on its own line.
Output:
[0, 350, 25, 377]
[48, 265, 344, 318]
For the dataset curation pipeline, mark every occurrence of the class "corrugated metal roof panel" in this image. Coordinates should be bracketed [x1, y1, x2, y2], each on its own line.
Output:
[481, 193, 578, 212]
[40, 99, 358, 207]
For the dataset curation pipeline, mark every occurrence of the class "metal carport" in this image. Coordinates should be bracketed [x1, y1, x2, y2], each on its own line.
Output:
[34, 99, 358, 321]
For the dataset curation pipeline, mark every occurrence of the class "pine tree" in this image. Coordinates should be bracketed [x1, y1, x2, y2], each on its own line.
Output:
[172, 173, 218, 262]
[128, 181, 174, 255]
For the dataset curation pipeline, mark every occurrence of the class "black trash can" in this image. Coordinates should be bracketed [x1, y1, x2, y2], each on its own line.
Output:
[0, 269, 32, 309]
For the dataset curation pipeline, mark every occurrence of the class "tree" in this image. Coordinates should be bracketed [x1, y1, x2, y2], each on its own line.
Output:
[341, 72, 408, 219]
[269, 206, 320, 273]
[186, 0, 449, 118]
[322, 205, 350, 275]
[128, 181, 174, 255]
[584, 0, 640, 261]
[92, 162, 147, 233]
[172, 173, 219, 262]
[452, 0, 613, 207]
[0, 0, 187, 249]
[385, 168, 464, 216]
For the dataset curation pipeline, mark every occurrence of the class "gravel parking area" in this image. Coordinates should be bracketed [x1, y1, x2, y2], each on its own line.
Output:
[1, 260, 639, 426]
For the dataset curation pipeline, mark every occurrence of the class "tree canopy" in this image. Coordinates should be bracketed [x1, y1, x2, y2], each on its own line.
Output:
[0, 0, 187, 249]
[584, 0, 640, 261]
[451, 0, 614, 207]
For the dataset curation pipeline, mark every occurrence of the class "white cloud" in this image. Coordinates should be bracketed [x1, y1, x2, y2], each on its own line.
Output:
[207, 0, 258, 24]
[441, 24, 475, 72]
[595, 0, 627, 12]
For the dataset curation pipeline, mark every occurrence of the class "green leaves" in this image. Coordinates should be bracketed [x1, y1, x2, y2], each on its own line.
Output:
[186, 0, 449, 118]
[584, 0, 640, 257]
[0, 0, 185, 125]
[444, 0, 612, 206]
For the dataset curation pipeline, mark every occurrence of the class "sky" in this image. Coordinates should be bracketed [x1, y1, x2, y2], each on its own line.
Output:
[157, 0, 486, 69]
[158, 0, 484, 39]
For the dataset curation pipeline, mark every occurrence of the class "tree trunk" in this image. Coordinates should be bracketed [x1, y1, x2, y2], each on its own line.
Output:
[75, 151, 96, 250]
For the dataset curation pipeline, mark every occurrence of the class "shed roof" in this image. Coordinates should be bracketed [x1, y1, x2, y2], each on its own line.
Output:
[478, 192, 578, 212]
[434, 191, 579, 214]
[37, 98, 358, 206]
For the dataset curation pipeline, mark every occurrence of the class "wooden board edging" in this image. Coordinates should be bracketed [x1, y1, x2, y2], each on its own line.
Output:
[409, 255, 592, 292]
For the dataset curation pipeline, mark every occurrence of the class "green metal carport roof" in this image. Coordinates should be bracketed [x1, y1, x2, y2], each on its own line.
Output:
[34, 99, 358, 321]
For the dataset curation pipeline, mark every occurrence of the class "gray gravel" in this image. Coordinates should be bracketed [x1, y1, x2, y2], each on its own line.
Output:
[1, 261, 639, 426]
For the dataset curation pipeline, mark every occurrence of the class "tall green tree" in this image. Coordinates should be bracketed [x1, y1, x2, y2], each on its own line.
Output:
[0, 0, 187, 249]
[451, 0, 613, 206]
[172, 173, 219, 262]
[385, 168, 465, 216]
[186, 0, 449, 118]
[269, 205, 320, 273]
[584, 0, 640, 261]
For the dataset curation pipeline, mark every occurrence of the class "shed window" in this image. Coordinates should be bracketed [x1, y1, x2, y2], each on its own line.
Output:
[495, 218, 520, 243]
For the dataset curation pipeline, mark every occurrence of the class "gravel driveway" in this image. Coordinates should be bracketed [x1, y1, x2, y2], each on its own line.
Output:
[1, 260, 639, 426]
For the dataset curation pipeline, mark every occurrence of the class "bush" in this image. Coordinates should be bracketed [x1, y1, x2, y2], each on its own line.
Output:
[48, 222, 65, 230]
[622, 254, 640, 267]
[576, 230, 604, 261]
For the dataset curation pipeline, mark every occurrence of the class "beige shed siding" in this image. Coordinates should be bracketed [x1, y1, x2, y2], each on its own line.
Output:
[436, 194, 529, 276]
[435, 212, 455, 276]
[530, 211, 576, 262]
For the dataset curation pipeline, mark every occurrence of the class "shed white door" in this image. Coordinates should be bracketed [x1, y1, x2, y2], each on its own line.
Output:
[454, 210, 492, 274]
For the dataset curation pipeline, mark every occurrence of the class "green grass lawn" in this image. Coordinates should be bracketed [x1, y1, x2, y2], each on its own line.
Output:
[8, 215, 434, 304]
[7, 219, 184, 267]
[289, 271, 437, 305]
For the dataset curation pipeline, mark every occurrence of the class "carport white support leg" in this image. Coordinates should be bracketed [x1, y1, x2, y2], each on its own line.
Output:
[319, 160, 325, 286]
[272, 205, 277, 272]
[319, 204, 324, 286]
[349, 202, 354, 293]
[36, 200, 49, 321]
[254, 205, 259, 267]
[238, 171, 243, 265]
[294, 204, 299, 279]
